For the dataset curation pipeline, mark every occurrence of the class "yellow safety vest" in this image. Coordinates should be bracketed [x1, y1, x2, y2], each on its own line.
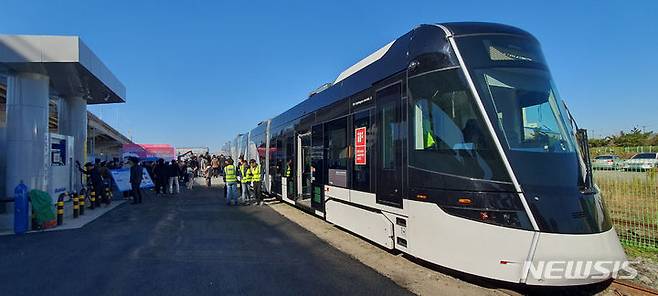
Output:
[249, 164, 261, 182]
[239, 164, 250, 183]
[425, 131, 436, 148]
[224, 165, 237, 183]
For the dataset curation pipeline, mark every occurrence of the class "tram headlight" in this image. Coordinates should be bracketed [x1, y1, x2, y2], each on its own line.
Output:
[410, 188, 534, 230]
[443, 207, 527, 229]
[436, 192, 533, 230]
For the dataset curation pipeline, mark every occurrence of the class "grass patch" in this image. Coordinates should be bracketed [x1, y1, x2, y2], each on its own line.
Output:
[624, 244, 658, 262]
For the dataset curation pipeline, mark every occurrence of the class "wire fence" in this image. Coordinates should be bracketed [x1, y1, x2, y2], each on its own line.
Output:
[592, 146, 658, 158]
[595, 165, 658, 250]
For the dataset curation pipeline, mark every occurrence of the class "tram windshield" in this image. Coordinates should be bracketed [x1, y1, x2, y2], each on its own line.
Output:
[476, 67, 576, 154]
[456, 34, 611, 233]
[456, 34, 585, 189]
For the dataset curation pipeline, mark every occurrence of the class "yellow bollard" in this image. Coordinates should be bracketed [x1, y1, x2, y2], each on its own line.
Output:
[78, 193, 85, 215]
[105, 187, 112, 203]
[57, 193, 66, 225]
[90, 188, 96, 210]
[72, 194, 79, 218]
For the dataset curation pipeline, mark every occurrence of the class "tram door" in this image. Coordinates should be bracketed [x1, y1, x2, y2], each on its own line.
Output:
[376, 82, 404, 207]
[310, 124, 325, 212]
[297, 132, 312, 205]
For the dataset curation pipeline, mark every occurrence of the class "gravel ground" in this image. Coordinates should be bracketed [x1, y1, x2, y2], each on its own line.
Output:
[627, 255, 658, 290]
[266, 201, 658, 295]
[267, 201, 509, 296]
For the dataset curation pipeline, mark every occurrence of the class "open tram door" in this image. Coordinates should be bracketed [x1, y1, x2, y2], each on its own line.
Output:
[296, 131, 313, 208]
[310, 124, 325, 213]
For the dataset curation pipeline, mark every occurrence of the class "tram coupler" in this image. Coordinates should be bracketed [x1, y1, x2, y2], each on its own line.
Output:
[72, 194, 79, 218]
[56, 193, 66, 225]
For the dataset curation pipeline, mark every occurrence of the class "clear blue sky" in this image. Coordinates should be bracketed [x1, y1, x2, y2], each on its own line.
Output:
[2, 0, 657, 151]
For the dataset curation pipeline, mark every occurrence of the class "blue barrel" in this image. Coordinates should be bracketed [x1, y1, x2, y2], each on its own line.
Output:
[14, 181, 29, 234]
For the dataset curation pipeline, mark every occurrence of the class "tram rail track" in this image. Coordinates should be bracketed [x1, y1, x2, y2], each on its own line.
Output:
[609, 279, 658, 295]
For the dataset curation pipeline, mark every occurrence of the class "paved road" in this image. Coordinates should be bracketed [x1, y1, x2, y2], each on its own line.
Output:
[0, 185, 411, 296]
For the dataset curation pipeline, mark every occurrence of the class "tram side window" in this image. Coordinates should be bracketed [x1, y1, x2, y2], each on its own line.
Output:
[408, 68, 509, 181]
[0, 75, 6, 128]
[311, 124, 325, 185]
[284, 133, 295, 179]
[273, 137, 282, 176]
[352, 111, 370, 192]
[325, 117, 349, 188]
[382, 102, 398, 169]
[258, 140, 266, 168]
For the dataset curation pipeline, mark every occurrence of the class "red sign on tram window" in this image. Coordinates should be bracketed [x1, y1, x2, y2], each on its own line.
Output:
[355, 127, 367, 165]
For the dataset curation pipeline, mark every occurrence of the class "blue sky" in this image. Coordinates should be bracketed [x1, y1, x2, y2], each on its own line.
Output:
[1, 0, 657, 151]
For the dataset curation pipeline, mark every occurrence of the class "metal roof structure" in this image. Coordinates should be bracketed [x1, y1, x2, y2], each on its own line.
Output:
[0, 35, 125, 104]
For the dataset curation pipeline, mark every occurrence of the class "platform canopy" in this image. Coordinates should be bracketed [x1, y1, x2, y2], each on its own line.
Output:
[0, 35, 125, 104]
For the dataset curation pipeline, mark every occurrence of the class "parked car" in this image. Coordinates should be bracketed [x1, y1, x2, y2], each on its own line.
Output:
[623, 152, 658, 171]
[592, 155, 623, 170]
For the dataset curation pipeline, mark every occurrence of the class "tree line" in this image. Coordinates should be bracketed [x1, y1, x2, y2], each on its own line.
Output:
[589, 127, 658, 147]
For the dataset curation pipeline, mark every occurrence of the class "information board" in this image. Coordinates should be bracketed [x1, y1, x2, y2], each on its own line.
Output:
[110, 168, 155, 192]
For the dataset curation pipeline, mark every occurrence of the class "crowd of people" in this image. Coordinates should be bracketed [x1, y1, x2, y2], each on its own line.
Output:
[76, 159, 129, 206]
[223, 155, 264, 207]
[144, 158, 195, 195]
[82, 151, 264, 207]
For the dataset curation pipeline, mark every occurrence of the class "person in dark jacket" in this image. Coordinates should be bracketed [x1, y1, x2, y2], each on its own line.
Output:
[168, 160, 180, 194]
[129, 157, 144, 204]
[179, 161, 189, 187]
[77, 161, 105, 206]
[152, 158, 167, 195]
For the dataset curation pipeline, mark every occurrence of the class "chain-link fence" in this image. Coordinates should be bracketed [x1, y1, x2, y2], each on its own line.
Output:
[595, 165, 658, 250]
[592, 146, 658, 158]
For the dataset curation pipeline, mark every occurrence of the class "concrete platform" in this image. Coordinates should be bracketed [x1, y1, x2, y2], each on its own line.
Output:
[0, 199, 126, 236]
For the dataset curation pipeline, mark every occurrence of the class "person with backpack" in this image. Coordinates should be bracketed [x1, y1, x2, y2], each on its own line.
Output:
[211, 156, 220, 178]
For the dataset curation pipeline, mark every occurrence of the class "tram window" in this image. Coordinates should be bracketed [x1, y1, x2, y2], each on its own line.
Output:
[382, 103, 397, 169]
[479, 68, 575, 153]
[0, 76, 6, 127]
[352, 111, 370, 192]
[311, 124, 325, 184]
[325, 117, 349, 187]
[285, 133, 295, 178]
[272, 137, 282, 176]
[408, 68, 509, 181]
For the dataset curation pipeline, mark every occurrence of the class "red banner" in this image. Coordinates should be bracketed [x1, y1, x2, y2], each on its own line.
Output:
[355, 127, 367, 165]
[122, 144, 175, 161]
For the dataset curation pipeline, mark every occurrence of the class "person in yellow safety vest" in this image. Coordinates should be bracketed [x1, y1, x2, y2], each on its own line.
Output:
[248, 159, 263, 206]
[239, 159, 251, 205]
[223, 158, 238, 206]
[284, 159, 293, 197]
[285, 159, 292, 178]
